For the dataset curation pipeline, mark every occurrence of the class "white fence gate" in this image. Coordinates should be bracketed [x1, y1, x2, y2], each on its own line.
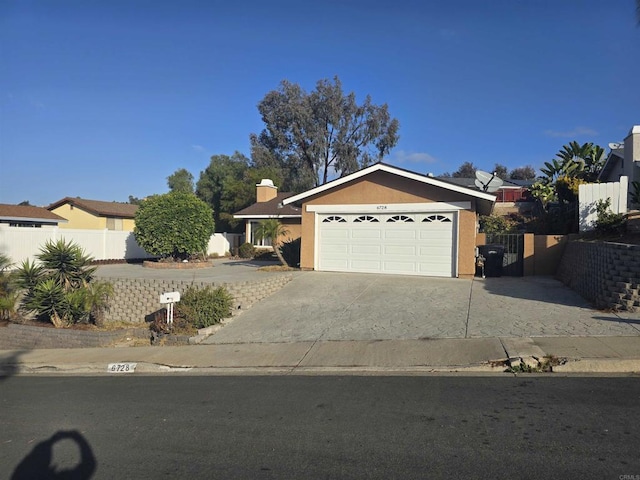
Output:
[0, 226, 244, 267]
[578, 176, 628, 232]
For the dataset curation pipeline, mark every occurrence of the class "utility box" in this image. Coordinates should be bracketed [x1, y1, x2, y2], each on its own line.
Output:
[478, 244, 504, 277]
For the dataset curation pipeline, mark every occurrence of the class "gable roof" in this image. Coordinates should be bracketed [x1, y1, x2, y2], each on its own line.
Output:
[598, 145, 625, 181]
[282, 162, 496, 215]
[47, 197, 138, 218]
[234, 192, 302, 218]
[0, 204, 67, 223]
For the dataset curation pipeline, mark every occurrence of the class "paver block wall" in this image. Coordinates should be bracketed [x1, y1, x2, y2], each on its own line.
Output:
[103, 274, 294, 324]
[556, 241, 640, 311]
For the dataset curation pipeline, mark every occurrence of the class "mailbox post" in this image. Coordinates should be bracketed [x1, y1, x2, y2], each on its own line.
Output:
[159, 291, 181, 325]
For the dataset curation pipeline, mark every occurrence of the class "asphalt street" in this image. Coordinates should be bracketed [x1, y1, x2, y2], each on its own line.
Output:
[2, 376, 640, 479]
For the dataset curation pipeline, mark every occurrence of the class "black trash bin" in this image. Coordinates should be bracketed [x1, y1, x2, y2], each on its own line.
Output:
[477, 244, 505, 277]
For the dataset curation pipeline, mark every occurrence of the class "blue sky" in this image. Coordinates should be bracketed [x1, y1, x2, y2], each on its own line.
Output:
[1, 0, 638, 206]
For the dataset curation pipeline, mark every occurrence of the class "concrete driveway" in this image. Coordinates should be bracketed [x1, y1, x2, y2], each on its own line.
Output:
[204, 272, 640, 344]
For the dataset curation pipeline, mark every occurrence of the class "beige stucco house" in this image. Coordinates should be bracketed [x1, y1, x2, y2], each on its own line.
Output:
[268, 163, 496, 278]
[234, 179, 302, 247]
[47, 197, 138, 231]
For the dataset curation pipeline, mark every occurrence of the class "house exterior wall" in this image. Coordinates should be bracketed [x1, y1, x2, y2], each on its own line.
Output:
[245, 218, 302, 248]
[624, 126, 640, 183]
[50, 204, 135, 231]
[299, 171, 480, 277]
[52, 204, 107, 229]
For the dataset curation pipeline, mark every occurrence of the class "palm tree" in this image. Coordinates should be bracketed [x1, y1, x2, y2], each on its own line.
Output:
[253, 219, 290, 267]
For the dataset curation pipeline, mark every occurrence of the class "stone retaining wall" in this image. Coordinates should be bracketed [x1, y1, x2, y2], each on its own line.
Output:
[556, 241, 640, 311]
[104, 274, 294, 324]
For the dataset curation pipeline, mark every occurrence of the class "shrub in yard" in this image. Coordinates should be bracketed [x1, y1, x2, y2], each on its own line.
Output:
[15, 239, 113, 327]
[134, 192, 215, 261]
[238, 242, 255, 259]
[280, 237, 301, 267]
[594, 198, 626, 235]
[0, 253, 19, 321]
[479, 214, 517, 234]
[175, 285, 233, 329]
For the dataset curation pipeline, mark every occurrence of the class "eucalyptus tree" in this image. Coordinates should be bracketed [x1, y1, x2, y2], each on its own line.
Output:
[167, 168, 195, 194]
[251, 76, 400, 191]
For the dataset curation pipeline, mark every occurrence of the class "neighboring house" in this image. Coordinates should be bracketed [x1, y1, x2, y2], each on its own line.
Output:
[598, 125, 640, 206]
[233, 179, 302, 247]
[281, 162, 496, 278]
[436, 177, 533, 203]
[0, 204, 67, 228]
[47, 197, 138, 231]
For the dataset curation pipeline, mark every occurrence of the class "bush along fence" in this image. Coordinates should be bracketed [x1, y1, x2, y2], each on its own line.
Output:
[103, 274, 294, 325]
[556, 241, 640, 311]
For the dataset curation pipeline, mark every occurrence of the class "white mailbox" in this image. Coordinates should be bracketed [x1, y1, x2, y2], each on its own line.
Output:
[160, 291, 181, 304]
[159, 291, 180, 325]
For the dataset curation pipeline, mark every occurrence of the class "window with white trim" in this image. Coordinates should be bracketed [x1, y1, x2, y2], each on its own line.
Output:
[250, 221, 272, 247]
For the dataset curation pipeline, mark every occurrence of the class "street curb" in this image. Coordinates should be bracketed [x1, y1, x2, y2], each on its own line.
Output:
[552, 358, 640, 373]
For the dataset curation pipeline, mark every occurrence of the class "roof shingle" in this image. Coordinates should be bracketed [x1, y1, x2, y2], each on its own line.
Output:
[47, 197, 138, 218]
[0, 204, 67, 222]
[234, 193, 301, 217]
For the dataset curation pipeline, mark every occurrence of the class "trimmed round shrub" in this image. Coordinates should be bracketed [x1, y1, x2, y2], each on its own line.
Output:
[134, 192, 215, 260]
[175, 285, 233, 329]
[238, 242, 255, 259]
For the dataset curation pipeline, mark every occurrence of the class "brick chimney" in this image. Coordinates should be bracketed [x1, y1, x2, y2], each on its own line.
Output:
[256, 179, 278, 203]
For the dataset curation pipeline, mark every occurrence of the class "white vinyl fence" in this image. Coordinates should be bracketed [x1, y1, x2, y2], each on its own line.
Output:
[0, 226, 244, 267]
[578, 176, 628, 232]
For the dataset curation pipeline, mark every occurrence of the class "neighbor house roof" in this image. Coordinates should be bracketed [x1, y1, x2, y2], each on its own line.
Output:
[437, 177, 534, 189]
[282, 162, 497, 215]
[0, 204, 67, 223]
[598, 145, 625, 181]
[234, 192, 302, 219]
[47, 197, 138, 218]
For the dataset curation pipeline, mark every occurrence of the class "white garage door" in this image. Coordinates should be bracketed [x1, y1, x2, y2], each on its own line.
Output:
[318, 212, 455, 277]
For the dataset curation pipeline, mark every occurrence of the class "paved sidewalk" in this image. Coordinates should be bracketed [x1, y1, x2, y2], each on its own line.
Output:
[2, 268, 639, 376]
[2, 336, 640, 376]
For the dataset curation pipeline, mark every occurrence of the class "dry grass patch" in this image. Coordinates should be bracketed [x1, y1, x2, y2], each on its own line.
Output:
[257, 265, 298, 272]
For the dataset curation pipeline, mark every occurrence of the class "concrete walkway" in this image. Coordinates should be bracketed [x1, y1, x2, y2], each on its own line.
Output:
[2, 336, 640, 375]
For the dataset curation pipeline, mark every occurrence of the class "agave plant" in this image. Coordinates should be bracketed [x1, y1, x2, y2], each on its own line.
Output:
[15, 239, 111, 327]
[36, 239, 96, 290]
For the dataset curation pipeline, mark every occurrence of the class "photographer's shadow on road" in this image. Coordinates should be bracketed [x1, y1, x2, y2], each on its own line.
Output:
[11, 430, 97, 480]
[0, 350, 27, 381]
